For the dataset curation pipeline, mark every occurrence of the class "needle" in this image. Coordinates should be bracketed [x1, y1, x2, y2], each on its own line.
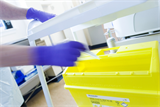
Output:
[83, 50, 100, 59]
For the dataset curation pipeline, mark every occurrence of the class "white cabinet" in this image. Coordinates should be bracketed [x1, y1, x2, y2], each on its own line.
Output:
[19, 66, 50, 95]
[86, 25, 106, 46]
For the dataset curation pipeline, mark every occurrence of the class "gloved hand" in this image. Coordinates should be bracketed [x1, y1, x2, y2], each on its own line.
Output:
[33, 41, 86, 66]
[26, 7, 56, 22]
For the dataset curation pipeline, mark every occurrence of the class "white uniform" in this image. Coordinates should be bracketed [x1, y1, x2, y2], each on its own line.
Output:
[0, 67, 24, 107]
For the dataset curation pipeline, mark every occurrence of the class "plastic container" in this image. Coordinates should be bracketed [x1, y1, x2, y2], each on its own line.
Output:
[63, 41, 160, 107]
[13, 70, 25, 86]
[0, 20, 5, 31]
[24, 68, 37, 81]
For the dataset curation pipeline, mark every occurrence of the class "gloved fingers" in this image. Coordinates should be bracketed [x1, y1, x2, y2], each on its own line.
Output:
[67, 41, 86, 51]
[53, 50, 79, 62]
[38, 12, 56, 22]
[68, 48, 81, 57]
[57, 60, 75, 67]
[35, 44, 81, 66]
[26, 8, 56, 23]
[65, 55, 78, 62]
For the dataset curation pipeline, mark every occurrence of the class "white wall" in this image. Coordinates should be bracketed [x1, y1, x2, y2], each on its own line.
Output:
[86, 25, 106, 46]
[83, 29, 92, 45]
[0, 20, 28, 44]
[74, 30, 88, 45]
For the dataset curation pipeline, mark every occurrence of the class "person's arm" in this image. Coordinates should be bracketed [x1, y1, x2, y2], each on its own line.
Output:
[0, 41, 86, 67]
[0, 0, 56, 22]
[0, 0, 28, 20]
[0, 45, 35, 67]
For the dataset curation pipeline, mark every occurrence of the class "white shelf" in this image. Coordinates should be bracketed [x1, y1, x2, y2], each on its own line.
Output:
[0, 28, 16, 37]
[28, 0, 158, 41]
[19, 66, 50, 95]
[2, 37, 28, 45]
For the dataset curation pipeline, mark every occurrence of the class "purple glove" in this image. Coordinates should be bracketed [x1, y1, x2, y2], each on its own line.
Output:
[26, 7, 56, 22]
[34, 41, 86, 66]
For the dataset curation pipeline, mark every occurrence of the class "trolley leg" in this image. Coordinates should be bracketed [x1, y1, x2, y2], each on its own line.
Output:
[48, 35, 54, 46]
[37, 66, 54, 107]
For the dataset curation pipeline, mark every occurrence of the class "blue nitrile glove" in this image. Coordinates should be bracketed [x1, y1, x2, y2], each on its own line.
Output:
[26, 7, 56, 22]
[34, 41, 86, 66]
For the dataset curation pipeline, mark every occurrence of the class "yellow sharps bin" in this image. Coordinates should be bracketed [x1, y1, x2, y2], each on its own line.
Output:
[63, 41, 160, 107]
